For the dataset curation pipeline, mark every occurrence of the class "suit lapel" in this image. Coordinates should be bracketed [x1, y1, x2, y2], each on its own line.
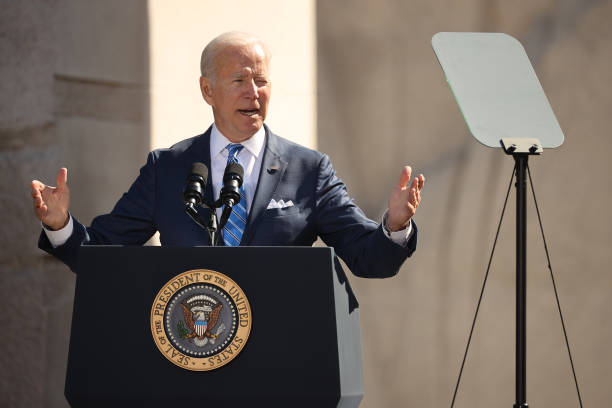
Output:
[242, 127, 288, 245]
[186, 127, 217, 244]
[197, 126, 215, 207]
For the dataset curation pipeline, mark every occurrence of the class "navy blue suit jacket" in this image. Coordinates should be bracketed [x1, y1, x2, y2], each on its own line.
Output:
[39, 125, 417, 277]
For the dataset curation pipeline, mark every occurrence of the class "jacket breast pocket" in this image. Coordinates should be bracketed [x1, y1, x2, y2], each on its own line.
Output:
[263, 205, 301, 218]
[260, 206, 307, 245]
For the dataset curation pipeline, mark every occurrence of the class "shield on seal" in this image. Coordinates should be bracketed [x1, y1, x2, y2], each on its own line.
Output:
[194, 320, 208, 337]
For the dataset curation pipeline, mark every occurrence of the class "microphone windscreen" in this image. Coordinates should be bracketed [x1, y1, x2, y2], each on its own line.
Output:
[190, 162, 209, 183]
[224, 162, 244, 181]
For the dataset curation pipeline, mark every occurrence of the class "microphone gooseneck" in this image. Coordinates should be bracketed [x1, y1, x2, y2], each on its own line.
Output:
[182, 162, 218, 246]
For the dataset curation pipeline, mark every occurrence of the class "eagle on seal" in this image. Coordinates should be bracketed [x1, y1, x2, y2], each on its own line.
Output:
[180, 302, 223, 342]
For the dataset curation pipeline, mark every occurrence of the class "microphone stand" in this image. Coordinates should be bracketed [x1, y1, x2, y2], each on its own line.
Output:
[210, 197, 235, 246]
[184, 192, 241, 247]
[184, 201, 218, 246]
[185, 162, 243, 246]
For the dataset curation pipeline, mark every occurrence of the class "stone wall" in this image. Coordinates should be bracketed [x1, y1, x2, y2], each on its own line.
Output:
[2, 0, 611, 406]
[318, 0, 612, 406]
[0, 1, 150, 406]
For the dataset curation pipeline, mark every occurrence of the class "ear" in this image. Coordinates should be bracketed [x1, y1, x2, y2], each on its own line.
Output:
[200, 76, 214, 106]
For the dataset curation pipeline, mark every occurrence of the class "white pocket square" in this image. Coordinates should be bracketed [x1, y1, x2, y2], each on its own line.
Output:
[266, 199, 294, 210]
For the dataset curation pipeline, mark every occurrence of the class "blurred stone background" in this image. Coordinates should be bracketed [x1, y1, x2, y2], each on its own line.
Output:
[1, 0, 611, 407]
[0, 1, 150, 407]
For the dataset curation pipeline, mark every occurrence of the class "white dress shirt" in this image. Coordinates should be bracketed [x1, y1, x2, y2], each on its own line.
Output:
[210, 124, 265, 224]
[44, 123, 412, 246]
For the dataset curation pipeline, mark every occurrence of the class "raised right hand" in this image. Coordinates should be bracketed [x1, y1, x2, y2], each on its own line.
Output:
[31, 168, 70, 230]
[387, 165, 425, 232]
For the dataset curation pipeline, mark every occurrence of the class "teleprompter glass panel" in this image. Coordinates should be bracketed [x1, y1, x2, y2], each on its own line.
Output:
[432, 32, 564, 148]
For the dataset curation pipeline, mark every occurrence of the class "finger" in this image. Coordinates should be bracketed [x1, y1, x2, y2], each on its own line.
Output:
[408, 184, 417, 206]
[396, 166, 412, 189]
[409, 177, 418, 196]
[404, 199, 416, 218]
[56, 168, 68, 190]
[34, 203, 48, 219]
[33, 194, 44, 206]
[31, 180, 45, 195]
[411, 177, 419, 189]
[418, 174, 425, 191]
[404, 176, 422, 207]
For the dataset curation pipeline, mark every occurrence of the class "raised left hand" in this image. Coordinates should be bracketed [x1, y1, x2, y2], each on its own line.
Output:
[387, 166, 425, 232]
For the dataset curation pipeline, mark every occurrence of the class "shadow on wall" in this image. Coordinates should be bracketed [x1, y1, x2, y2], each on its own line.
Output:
[317, 0, 612, 407]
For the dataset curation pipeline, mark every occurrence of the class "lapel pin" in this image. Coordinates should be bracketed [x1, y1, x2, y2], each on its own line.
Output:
[267, 164, 280, 174]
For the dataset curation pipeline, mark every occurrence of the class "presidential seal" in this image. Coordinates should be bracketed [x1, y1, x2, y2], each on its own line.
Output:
[150, 269, 252, 371]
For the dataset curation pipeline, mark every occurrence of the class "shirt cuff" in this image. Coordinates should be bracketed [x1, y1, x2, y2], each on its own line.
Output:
[382, 210, 413, 246]
[42, 215, 74, 248]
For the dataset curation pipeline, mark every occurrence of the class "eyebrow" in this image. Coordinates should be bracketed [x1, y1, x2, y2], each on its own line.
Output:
[231, 71, 269, 80]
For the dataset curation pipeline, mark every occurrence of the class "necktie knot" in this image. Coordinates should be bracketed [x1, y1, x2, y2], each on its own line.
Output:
[226, 144, 244, 164]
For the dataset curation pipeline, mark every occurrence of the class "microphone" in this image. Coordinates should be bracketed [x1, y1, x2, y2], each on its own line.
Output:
[183, 162, 209, 207]
[182, 162, 219, 245]
[218, 162, 244, 228]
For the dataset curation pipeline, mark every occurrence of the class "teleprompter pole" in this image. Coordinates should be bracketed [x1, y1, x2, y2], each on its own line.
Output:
[514, 153, 529, 408]
[501, 139, 541, 407]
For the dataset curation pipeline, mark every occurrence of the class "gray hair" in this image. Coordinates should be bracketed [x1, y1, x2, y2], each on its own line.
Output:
[200, 31, 270, 84]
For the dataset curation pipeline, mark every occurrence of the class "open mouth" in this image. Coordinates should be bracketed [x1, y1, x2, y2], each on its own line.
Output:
[238, 109, 259, 117]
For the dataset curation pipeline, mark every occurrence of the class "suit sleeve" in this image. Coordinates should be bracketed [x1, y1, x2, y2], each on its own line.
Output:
[38, 152, 159, 271]
[314, 154, 417, 278]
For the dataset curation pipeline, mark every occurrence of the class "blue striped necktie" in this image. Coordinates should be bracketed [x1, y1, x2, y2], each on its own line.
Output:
[223, 143, 247, 246]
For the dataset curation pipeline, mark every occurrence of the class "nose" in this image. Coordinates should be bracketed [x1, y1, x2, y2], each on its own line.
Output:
[245, 79, 259, 99]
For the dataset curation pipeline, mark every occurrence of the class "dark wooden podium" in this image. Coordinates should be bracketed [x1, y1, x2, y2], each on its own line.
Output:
[65, 246, 364, 407]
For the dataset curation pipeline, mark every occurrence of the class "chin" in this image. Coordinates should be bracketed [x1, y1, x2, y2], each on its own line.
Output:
[227, 125, 261, 142]
[241, 120, 263, 133]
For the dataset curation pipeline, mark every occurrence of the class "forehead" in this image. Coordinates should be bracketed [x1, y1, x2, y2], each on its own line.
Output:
[215, 43, 269, 76]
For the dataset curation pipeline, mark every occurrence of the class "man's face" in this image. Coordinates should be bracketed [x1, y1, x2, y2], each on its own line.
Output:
[200, 42, 271, 142]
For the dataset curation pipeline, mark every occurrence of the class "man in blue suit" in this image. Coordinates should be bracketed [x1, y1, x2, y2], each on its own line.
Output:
[31, 32, 425, 278]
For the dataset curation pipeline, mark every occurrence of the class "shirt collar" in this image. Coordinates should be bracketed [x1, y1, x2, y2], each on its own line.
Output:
[211, 123, 266, 159]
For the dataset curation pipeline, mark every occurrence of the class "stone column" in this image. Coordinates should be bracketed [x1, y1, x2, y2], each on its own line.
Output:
[0, 1, 150, 406]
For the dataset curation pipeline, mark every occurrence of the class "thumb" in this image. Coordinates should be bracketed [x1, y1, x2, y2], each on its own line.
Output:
[56, 167, 68, 190]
